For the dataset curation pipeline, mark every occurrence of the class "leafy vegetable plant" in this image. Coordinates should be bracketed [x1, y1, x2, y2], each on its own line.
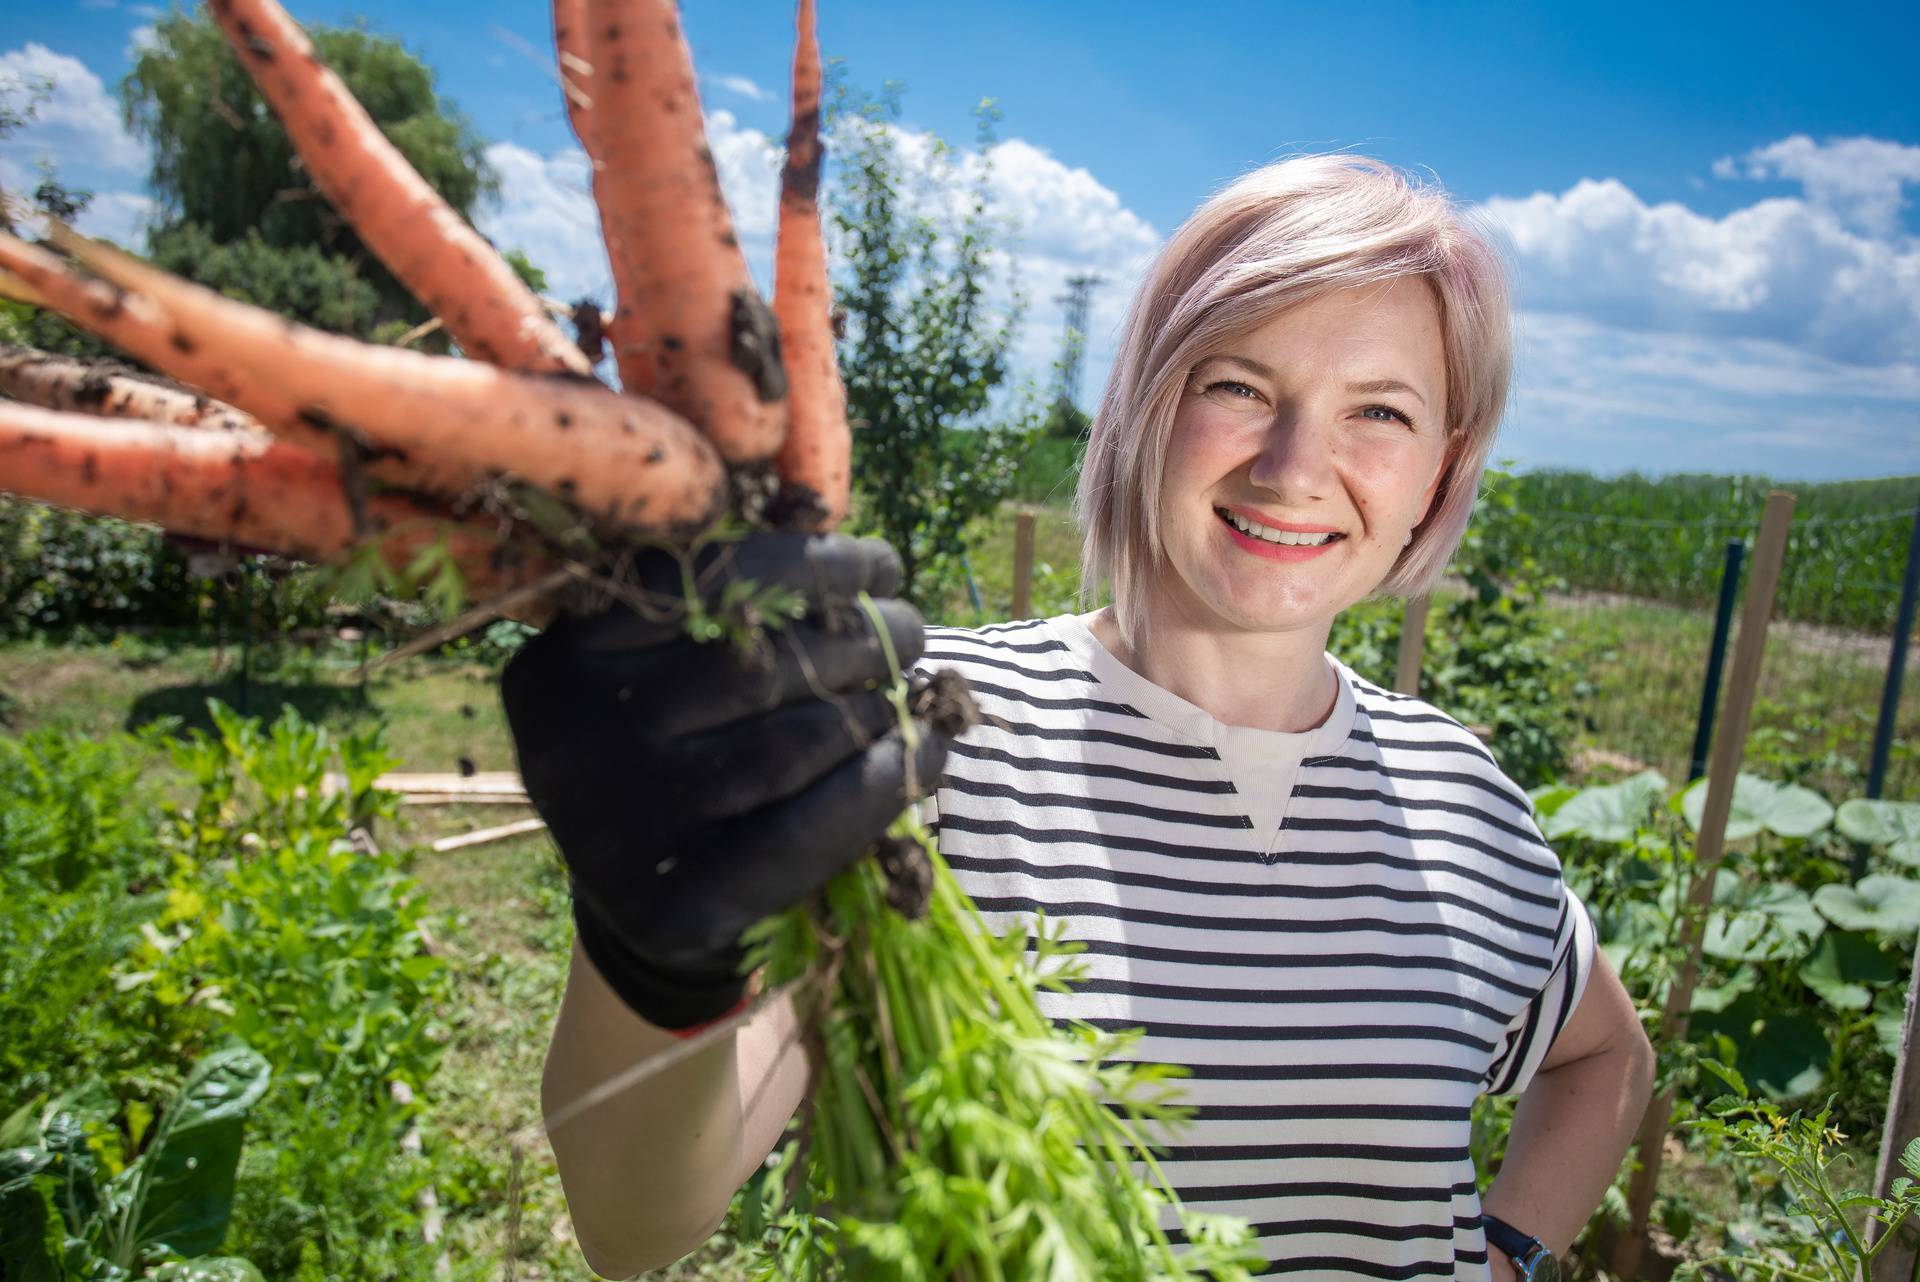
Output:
[0, 1044, 271, 1280]
[1678, 1059, 1920, 1282]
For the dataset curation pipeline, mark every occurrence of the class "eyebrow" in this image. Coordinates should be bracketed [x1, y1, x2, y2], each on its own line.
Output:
[1345, 378, 1429, 408]
[1203, 356, 1430, 409]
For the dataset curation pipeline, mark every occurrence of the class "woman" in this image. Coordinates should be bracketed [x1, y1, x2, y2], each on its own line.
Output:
[503, 154, 1654, 1281]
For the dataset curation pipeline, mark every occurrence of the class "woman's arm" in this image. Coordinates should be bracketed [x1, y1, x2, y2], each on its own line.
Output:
[1480, 950, 1654, 1276]
[541, 941, 812, 1277]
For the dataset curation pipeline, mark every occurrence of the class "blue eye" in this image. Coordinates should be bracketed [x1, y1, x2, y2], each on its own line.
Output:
[1206, 380, 1259, 400]
[1362, 404, 1415, 427]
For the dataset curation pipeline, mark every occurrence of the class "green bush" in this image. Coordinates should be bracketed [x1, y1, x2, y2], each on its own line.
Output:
[1, 704, 460, 1280]
[119, 704, 453, 1279]
[0, 726, 174, 1104]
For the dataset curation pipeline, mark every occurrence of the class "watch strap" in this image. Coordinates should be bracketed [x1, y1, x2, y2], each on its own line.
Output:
[1480, 1214, 1554, 1278]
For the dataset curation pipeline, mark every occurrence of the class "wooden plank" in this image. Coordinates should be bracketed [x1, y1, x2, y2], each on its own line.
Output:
[398, 794, 530, 806]
[431, 816, 547, 853]
[1611, 490, 1796, 1278]
[1395, 594, 1430, 696]
[323, 770, 525, 797]
[1011, 509, 1036, 619]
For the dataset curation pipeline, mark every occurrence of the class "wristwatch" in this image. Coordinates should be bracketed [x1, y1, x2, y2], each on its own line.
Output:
[1480, 1214, 1563, 1282]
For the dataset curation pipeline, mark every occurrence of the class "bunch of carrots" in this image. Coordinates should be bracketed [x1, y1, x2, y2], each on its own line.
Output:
[0, 1, 1258, 1275]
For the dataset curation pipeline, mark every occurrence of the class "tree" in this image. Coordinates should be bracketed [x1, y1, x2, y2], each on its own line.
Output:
[120, 10, 499, 338]
[833, 91, 1037, 607]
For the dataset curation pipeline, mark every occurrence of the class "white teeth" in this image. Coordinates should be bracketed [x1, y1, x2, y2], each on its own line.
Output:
[1219, 508, 1336, 546]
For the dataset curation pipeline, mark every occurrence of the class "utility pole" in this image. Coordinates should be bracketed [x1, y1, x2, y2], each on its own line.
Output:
[1053, 274, 1101, 418]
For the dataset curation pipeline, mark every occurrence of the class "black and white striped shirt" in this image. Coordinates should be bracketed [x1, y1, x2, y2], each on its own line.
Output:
[913, 613, 1595, 1281]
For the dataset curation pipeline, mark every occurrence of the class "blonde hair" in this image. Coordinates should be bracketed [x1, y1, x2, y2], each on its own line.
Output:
[1074, 155, 1511, 652]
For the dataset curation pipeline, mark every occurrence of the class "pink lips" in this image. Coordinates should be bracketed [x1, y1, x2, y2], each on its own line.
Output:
[1215, 507, 1343, 562]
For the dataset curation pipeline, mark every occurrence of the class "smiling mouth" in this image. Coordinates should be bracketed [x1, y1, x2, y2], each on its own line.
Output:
[1215, 507, 1345, 547]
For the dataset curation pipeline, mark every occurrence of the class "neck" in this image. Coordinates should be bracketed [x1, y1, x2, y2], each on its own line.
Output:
[1087, 593, 1338, 734]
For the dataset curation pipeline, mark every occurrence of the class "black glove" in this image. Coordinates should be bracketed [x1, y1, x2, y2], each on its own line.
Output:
[500, 532, 950, 1030]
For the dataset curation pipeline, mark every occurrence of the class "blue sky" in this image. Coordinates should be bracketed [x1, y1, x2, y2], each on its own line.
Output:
[5, 0, 1919, 482]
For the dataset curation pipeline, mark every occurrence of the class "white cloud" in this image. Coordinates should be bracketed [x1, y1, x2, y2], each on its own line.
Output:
[710, 74, 769, 104]
[474, 142, 611, 308]
[474, 111, 784, 320]
[1720, 134, 1920, 238]
[1502, 311, 1920, 477]
[125, 24, 159, 62]
[706, 108, 781, 251]
[72, 189, 155, 247]
[1481, 175, 1920, 367]
[0, 43, 149, 175]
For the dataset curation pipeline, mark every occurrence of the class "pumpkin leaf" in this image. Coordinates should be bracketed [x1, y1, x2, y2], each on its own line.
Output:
[1544, 771, 1669, 844]
[1813, 876, 1920, 941]
[1799, 931, 1899, 1011]
[1704, 883, 1824, 962]
[1682, 774, 1835, 841]
[1837, 799, 1920, 867]
[1691, 965, 1760, 1014]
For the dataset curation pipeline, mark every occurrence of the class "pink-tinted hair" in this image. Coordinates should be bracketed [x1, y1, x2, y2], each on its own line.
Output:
[1074, 154, 1512, 650]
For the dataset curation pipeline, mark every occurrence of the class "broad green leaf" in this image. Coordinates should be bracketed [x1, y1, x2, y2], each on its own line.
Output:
[1691, 966, 1760, 1014]
[1703, 883, 1824, 961]
[1813, 876, 1920, 941]
[1691, 998, 1828, 1099]
[0, 1173, 63, 1282]
[1799, 931, 1899, 1011]
[1904, 1137, 1920, 1180]
[1528, 783, 1577, 821]
[1837, 799, 1920, 867]
[1698, 1057, 1749, 1099]
[1543, 771, 1669, 844]
[123, 1044, 271, 1259]
[0, 1100, 40, 1151]
[1682, 773, 1835, 841]
[1738, 1012, 1829, 1099]
[43, 1080, 116, 1137]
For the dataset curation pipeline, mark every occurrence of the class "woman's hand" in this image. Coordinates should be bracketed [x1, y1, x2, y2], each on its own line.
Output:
[501, 531, 950, 1029]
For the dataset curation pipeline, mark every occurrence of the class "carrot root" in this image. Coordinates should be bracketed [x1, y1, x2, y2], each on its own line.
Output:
[11, 227, 729, 535]
[207, 0, 591, 377]
[0, 344, 260, 434]
[583, 0, 787, 464]
[0, 402, 547, 594]
[772, 0, 850, 530]
[552, 0, 602, 171]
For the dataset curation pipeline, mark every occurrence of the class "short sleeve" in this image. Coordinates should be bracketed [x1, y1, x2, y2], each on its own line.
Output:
[1481, 881, 1597, 1097]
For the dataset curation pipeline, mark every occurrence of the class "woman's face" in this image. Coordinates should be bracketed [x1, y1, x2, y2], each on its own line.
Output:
[1151, 277, 1452, 640]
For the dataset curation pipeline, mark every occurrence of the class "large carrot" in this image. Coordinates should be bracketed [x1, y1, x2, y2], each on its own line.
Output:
[0, 232, 364, 468]
[584, 0, 787, 464]
[552, 0, 602, 172]
[0, 345, 260, 434]
[14, 228, 729, 535]
[206, 0, 591, 378]
[771, 0, 849, 530]
[0, 402, 545, 594]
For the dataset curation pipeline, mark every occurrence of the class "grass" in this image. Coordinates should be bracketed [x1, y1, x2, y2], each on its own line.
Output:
[0, 501, 1912, 1277]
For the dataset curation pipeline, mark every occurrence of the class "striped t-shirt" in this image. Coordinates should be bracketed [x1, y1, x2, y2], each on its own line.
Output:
[912, 613, 1595, 1281]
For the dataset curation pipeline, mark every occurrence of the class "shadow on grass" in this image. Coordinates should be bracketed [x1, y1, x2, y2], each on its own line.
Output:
[125, 676, 368, 740]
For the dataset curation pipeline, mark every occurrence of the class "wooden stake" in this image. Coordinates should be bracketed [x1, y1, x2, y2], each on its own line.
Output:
[1611, 489, 1796, 1278]
[431, 816, 547, 853]
[1011, 509, 1037, 619]
[1870, 936, 1920, 1277]
[1395, 594, 1430, 696]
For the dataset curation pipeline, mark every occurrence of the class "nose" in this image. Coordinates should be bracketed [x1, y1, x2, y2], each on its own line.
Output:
[1246, 404, 1338, 502]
